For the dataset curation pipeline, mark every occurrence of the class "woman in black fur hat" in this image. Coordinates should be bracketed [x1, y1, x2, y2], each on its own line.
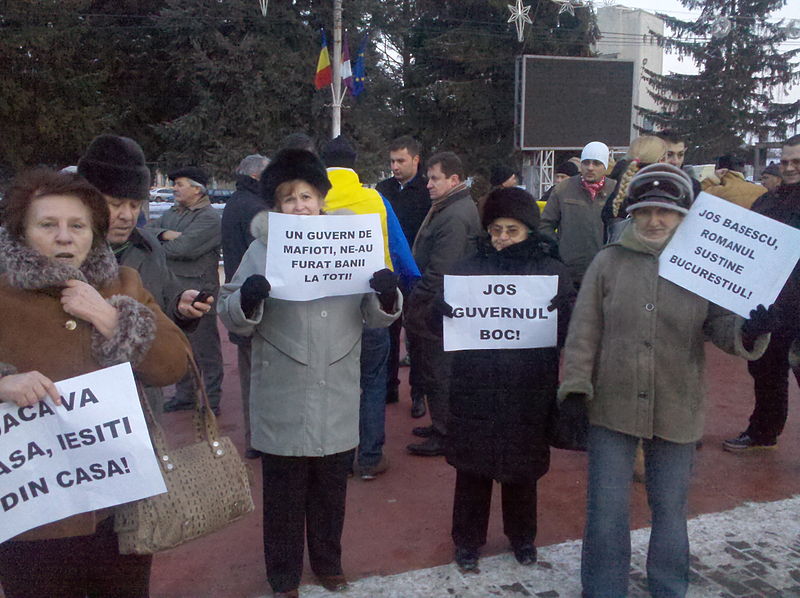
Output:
[443, 187, 576, 573]
[218, 149, 402, 598]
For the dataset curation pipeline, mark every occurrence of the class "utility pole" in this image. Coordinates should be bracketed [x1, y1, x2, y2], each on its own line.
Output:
[331, 0, 343, 138]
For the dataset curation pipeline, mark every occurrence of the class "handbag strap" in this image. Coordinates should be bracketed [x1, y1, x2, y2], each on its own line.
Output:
[135, 356, 224, 474]
[186, 357, 221, 444]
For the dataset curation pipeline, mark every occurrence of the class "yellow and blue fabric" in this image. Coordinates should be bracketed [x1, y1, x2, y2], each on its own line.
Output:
[325, 168, 420, 287]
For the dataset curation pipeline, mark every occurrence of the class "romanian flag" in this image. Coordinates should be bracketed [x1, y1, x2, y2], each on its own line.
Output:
[341, 32, 353, 95]
[314, 30, 332, 90]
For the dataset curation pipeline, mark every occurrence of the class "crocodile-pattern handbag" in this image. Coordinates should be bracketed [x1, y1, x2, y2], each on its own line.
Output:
[114, 359, 254, 554]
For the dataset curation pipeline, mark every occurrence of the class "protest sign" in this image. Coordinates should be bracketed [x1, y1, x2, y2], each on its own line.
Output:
[0, 363, 165, 543]
[659, 192, 800, 317]
[443, 275, 558, 351]
[265, 212, 386, 301]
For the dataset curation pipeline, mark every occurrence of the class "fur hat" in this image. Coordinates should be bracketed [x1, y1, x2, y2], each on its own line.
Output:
[260, 148, 331, 208]
[321, 135, 358, 168]
[78, 135, 150, 201]
[168, 166, 209, 188]
[481, 187, 539, 231]
[626, 163, 694, 215]
[581, 141, 610, 169]
[555, 161, 579, 177]
[489, 164, 517, 187]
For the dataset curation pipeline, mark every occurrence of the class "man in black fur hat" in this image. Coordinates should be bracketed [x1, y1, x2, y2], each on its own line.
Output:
[78, 134, 212, 416]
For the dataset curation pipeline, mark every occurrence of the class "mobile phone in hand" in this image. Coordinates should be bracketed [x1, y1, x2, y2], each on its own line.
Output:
[192, 290, 212, 306]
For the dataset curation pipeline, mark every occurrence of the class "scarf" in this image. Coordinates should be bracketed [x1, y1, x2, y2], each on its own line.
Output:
[581, 176, 606, 201]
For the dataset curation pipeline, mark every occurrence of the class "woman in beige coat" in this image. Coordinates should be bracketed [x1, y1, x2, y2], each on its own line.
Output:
[558, 164, 773, 598]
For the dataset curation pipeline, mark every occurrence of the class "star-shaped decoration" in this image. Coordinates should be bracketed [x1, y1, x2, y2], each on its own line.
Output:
[508, 0, 533, 43]
[553, 0, 576, 17]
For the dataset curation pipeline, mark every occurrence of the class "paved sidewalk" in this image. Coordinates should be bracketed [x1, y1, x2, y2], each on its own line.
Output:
[286, 496, 800, 598]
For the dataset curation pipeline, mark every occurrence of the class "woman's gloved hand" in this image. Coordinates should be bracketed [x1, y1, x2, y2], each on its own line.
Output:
[741, 304, 777, 350]
[433, 295, 454, 318]
[742, 304, 777, 337]
[240, 274, 271, 317]
[547, 291, 574, 313]
[369, 268, 399, 312]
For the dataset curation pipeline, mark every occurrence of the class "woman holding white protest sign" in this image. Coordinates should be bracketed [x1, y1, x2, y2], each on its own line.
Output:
[443, 187, 576, 573]
[218, 149, 401, 598]
[559, 163, 775, 598]
[0, 169, 191, 598]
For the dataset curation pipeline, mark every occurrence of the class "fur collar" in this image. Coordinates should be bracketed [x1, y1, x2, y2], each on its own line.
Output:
[0, 227, 118, 290]
[250, 210, 271, 244]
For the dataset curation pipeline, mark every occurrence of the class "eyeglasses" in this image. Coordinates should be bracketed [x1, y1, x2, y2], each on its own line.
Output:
[487, 224, 530, 238]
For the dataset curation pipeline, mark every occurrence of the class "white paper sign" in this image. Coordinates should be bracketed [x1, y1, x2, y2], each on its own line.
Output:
[659, 192, 800, 317]
[0, 363, 166, 543]
[443, 275, 559, 351]
[265, 212, 386, 301]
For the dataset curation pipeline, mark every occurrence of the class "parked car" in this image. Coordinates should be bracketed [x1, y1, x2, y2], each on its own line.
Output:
[149, 187, 174, 202]
[208, 189, 234, 204]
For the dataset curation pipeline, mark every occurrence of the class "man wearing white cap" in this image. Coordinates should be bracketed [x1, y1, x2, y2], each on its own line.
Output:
[539, 141, 616, 288]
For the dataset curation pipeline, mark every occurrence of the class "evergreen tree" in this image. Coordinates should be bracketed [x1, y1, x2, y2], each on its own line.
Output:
[394, 0, 598, 177]
[151, 0, 400, 181]
[640, 0, 800, 163]
[0, 1, 111, 175]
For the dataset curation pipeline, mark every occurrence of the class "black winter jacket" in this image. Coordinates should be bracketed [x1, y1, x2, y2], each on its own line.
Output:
[221, 175, 268, 282]
[751, 183, 800, 331]
[376, 171, 430, 251]
[445, 235, 575, 483]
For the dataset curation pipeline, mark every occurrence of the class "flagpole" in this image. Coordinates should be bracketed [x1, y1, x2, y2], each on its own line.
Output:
[331, 0, 343, 138]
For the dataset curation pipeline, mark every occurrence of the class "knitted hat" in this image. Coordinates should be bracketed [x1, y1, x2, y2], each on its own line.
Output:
[481, 187, 539, 231]
[321, 135, 357, 169]
[168, 166, 209, 188]
[555, 161, 579, 177]
[489, 164, 517, 187]
[261, 148, 331, 208]
[626, 163, 694, 215]
[581, 141, 610, 169]
[762, 163, 781, 178]
[77, 135, 150, 201]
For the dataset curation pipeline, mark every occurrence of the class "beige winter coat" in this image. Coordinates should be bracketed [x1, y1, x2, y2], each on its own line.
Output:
[558, 225, 768, 443]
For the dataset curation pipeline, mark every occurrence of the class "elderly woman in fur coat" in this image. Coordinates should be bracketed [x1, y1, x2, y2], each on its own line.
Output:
[559, 164, 774, 598]
[218, 149, 401, 598]
[0, 169, 192, 598]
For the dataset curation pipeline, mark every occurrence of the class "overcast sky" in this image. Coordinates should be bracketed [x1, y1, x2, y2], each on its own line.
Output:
[605, 1, 800, 102]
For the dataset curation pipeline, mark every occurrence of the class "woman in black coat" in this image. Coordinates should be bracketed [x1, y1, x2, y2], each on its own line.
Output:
[444, 187, 575, 572]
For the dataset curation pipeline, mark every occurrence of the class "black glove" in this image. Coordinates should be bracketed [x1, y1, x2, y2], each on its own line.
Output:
[548, 393, 589, 452]
[547, 292, 574, 313]
[369, 268, 399, 311]
[741, 304, 777, 338]
[240, 274, 271, 317]
[433, 295, 454, 318]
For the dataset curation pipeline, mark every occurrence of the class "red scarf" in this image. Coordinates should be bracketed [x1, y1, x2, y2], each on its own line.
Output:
[581, 176, 606, 200]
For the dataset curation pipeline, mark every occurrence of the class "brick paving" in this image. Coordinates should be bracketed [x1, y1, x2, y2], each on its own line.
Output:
[287, 496, 800, 598]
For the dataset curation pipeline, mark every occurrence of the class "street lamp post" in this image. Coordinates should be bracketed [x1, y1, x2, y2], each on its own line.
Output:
[331, 0, 343, 138]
